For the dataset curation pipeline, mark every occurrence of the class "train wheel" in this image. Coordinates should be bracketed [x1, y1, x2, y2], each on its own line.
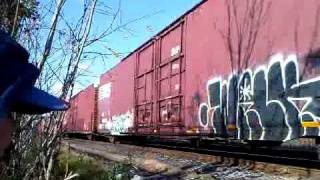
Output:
[191, 138, 201, 148]
[64, 133, 70, 138]
[109, 136, 115, 143]
[248, 140, 282, 147]
[109, 136, 119, 144]
[317, 145, 320, 160]
[316, 137, 320, 160]
[135, 136, 146, 145]
[87, 134, 92, 140]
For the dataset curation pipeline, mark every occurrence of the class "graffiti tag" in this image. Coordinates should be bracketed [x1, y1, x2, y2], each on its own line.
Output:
[99, 109, 134, 135]
[199, 54, 320, 141]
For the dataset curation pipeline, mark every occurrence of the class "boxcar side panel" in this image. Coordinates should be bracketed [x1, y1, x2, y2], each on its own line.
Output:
[64, 84, 96, 133]
[184, 0, 320, 141]
[98, 55, 135, 135]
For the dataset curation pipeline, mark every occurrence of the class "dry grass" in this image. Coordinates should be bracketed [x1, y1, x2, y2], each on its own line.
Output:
[54, 149, 131, 180]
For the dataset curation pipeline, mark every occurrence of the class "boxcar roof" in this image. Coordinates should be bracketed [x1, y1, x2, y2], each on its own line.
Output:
[100, 0, 207, 77]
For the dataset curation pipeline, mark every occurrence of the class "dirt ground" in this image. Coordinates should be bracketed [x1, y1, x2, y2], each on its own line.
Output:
[63, 139, 320, 180]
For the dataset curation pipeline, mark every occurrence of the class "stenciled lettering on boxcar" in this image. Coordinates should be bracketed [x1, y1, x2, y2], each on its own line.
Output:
[199, 54, 320, 141]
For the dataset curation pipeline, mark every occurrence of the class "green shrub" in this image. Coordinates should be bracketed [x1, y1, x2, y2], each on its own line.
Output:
[54, 150, 131, 180]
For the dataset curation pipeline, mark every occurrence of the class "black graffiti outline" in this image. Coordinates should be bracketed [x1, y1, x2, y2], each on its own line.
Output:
[199, 53, 320, 141]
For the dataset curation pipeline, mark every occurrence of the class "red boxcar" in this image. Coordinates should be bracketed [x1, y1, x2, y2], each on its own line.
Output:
[98, 55, 135, 135]
[64, 84, 97, 134]
[182, 0, 320, 141]
[88, 0, 320, 142]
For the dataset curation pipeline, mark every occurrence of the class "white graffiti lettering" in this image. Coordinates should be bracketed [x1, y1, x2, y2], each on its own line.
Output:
[199, 53, 320, 141]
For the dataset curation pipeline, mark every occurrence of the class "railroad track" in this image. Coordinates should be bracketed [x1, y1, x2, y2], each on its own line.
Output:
[145, 142, 320, 169]
[66, 138, 320, 179]
[67, 136, 320, 169]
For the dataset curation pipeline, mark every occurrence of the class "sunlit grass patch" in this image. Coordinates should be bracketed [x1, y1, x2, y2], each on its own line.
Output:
[54, 149, 131, 180]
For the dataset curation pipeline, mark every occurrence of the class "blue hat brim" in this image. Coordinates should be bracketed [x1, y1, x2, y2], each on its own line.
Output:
[12, 87, 69, 114]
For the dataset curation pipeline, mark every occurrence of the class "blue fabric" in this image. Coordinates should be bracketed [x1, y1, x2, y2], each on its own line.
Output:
[1, 63, 38, 109]
[13, 87, 68, 114]
[0, 31, 68, 118]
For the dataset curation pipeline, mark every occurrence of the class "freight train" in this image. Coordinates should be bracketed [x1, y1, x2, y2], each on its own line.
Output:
[63, 0, 320, 146]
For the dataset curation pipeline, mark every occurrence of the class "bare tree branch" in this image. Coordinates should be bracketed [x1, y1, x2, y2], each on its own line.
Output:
[37, 0, 66, 72]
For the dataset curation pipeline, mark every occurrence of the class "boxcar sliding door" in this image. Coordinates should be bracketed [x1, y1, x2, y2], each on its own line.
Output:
[134, 42, 155, 134]
[156, 20, 186, 135]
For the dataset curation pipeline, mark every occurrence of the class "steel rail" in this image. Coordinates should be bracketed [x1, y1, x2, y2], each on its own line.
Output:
[145, 143, 320, 169]
[65, 137, 320, 169]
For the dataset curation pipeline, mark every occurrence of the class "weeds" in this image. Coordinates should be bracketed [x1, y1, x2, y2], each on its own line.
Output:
[54, 150, 131, 180]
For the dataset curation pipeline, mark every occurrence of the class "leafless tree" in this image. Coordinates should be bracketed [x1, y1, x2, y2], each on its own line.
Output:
[0, 0, 155, 179]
